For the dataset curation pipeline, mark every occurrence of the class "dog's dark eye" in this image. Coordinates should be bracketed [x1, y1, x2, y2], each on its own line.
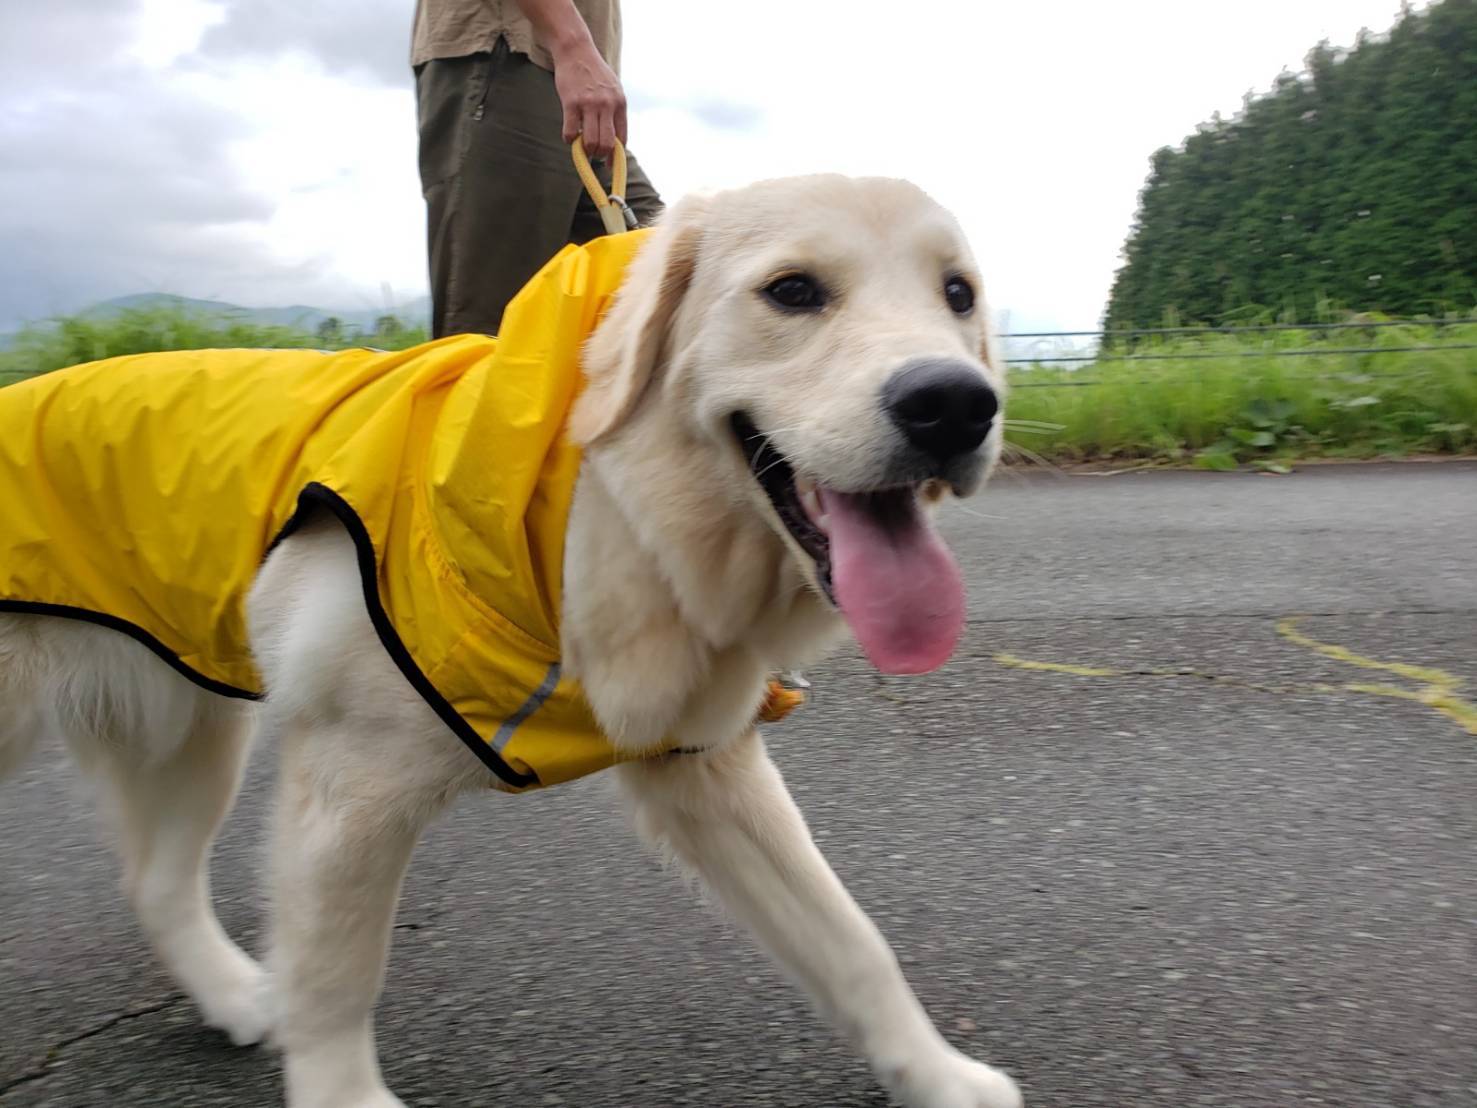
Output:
[763, 274, 826, 312]
[944, 276, 975, 315]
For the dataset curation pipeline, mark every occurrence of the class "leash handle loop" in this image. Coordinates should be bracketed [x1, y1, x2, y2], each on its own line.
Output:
[571, 136, 634, 235]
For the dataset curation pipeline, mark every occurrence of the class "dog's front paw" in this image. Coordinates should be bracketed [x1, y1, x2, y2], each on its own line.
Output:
[284, 1076, 407, 1108]
[295, 1093, 407, 1108]
[195, 954, 271, 1047]
[343, 1094, 407, 1108]
[877, 1045, 1023, 1108]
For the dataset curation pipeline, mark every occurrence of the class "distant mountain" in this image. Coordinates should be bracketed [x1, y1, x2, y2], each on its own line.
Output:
[81, 293, 432, 335]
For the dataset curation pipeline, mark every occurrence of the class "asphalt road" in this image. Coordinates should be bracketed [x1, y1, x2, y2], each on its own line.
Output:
[2, 461, 1474, 1108]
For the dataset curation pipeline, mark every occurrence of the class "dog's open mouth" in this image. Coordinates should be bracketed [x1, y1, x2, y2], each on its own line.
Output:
[730, 412, 967, 676]
[731, 412, 838, 601]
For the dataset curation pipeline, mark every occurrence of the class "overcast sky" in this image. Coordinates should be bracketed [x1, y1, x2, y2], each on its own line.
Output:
[0, 0, 1428, 334]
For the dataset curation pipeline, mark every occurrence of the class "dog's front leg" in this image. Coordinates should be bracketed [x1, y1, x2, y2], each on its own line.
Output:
[617, 731, 1023, 1108]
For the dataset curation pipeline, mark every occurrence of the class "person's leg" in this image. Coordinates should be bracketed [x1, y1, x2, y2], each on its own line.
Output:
[416, 53, 491, 340]
[419, 41, 598, 337]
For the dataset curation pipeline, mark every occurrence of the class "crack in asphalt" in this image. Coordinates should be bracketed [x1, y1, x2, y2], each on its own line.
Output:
[394, 900, 453, 934]
[0, 997, 184, 1099]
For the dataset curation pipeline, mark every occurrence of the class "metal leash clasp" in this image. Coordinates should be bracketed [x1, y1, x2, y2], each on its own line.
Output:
[608, 193, 639, 231]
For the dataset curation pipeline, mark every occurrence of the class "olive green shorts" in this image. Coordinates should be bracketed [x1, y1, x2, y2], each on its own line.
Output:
[416, 39, 663, 337]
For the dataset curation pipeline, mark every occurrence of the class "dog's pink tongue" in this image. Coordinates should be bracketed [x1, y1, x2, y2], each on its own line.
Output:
[819, 488, 965, 675]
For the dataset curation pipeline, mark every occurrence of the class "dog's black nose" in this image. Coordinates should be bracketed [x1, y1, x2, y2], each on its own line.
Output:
[883, 359, 998, 462]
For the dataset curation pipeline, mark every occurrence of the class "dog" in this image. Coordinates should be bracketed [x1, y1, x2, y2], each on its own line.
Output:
[0, 174, 1020, 1108]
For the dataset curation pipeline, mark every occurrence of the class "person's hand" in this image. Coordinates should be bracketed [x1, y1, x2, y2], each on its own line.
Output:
[551, 39, 627, 161]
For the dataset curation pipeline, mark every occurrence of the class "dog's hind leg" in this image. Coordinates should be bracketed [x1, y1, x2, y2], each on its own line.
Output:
[100, 690, 269, 1046]
[618, 730, 1023, 1108]
[0, 616, 46, 779]
[4, 615, 268, 1044]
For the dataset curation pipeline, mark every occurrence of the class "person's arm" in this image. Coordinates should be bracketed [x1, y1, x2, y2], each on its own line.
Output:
[512, 0, 626, 159]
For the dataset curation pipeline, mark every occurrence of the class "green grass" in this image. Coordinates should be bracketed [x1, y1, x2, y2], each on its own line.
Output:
[3, 306, 1473, 468]
[0, 307, 430, 387]
[1003, 319, 1477, 467]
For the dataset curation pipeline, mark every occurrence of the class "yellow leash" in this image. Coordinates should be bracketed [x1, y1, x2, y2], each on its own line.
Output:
[571, 136, 638, 235]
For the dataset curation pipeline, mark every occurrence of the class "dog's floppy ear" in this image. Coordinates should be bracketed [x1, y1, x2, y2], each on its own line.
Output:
[571, 195, 707, 445]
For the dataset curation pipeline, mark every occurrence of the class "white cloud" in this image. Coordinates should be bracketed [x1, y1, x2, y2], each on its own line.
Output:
[0, 0, 1430, 333]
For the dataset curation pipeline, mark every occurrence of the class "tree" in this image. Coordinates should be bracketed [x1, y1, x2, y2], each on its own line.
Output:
[1104, 0, 1477, 329]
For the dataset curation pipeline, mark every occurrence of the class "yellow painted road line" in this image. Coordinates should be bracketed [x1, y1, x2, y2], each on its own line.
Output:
[1275, 617, 1463, 689]
[1341, 682, 1477, 734]
[1278, 617, 1476, 735]
[989, 619, 1477, 736]
[992, 653, 1122, 678]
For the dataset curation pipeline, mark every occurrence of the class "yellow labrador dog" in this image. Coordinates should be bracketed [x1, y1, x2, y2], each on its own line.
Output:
[0, 176, 1019, 1108]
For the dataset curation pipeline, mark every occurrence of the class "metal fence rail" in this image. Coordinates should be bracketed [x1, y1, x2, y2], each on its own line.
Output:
[1006, 344, 1477, 365]
[1004, 318, 1477, 340]
[1001, 318, 1477, 367]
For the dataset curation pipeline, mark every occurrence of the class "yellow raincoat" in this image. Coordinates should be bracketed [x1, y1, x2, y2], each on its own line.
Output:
[0, 231, 652, 791]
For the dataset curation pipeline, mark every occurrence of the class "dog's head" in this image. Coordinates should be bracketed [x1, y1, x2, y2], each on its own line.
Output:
[572, 175, 1003, 676]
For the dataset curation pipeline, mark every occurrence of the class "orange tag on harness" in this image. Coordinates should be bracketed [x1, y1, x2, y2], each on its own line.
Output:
[757, 679, 806, 723]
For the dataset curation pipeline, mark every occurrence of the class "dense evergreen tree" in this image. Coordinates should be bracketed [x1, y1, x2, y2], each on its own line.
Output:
[1105, 0, 1477, 329]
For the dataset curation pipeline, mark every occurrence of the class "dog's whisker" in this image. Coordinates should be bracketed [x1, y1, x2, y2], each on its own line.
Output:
[745, 421, 810, 440]
[948, 503, 1007, 522]
[752, 456, 790, 483]
[1001, 441, 1062, 473]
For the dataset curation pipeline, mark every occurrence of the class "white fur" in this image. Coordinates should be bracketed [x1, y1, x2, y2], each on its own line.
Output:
[0, 176, 1020, 1108]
